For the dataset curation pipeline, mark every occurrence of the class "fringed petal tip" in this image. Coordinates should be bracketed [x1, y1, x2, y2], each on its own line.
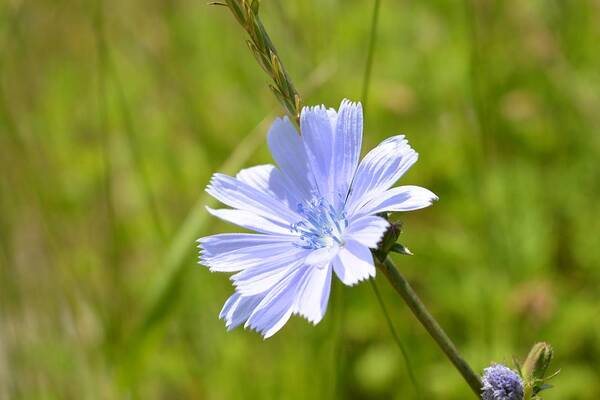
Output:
[242, 320, 275, 340]
[340, 268, 376, 287]
[301, 104, 328, 115]
[220, 318, 239, 333]
[197, 257, 213, 270]
[293, 310, 321, 326]
[339, 98, 362, 112]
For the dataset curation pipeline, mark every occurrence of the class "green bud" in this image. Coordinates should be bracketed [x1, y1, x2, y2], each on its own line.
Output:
[374, 217, 403, 262]
[520, 342, 558, 399]
[522, 342, 553, 382]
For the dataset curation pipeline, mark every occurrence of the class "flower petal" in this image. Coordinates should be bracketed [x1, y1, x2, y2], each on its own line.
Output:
[345, 215, 389, 249]
[356, 185, 438, 217]
[304, 245, 340, 266]
[198, 233, 293, 258]
[219, 292, 264, 331]
[245, 266, 308, 338]
[231, 248, 307, 295]
[236, 164, 302, 209]
[300, 105, 335, 201]
[333, 239, 376, 286]
[200, 238, 300, 273]
[207, 173, 299, 224]
[293, 265, 332, 324]
[332, 99, 363, 207]
[327, 108, 338, 133]
[206, 207, 291, 235]
[267, 117, 316, 200]
[346, 135, 418, 216]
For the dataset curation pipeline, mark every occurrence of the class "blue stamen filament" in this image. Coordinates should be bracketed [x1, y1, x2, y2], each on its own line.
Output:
[291, 197, 348, 249]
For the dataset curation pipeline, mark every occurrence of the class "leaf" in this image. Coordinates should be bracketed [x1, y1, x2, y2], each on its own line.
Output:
[390, 243, 413, 256]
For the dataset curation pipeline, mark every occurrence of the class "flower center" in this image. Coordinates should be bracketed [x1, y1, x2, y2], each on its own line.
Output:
[291, 197, 348, 250]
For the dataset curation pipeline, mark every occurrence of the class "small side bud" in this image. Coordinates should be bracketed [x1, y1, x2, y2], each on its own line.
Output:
[519, 342, 558, 399]
[374, 218, 402, 262]
[521, 342, 553, 382]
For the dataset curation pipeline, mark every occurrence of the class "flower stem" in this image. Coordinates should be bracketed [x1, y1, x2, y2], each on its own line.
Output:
[369, 278, 422, 399]
[378, 256, 482, 397]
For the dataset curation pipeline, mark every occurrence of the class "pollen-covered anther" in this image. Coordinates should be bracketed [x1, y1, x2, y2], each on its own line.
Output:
[291, 197, 348, 250]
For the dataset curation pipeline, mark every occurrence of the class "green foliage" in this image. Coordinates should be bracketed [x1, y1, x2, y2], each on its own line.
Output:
[1, 0, 599, 398]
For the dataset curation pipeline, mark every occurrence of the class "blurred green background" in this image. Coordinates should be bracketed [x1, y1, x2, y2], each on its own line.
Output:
[1, 0, 599, 398]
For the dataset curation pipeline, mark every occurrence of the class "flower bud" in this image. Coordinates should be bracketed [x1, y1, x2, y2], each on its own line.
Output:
[374, 220, 402, 262]
[521, 342, 553, 382]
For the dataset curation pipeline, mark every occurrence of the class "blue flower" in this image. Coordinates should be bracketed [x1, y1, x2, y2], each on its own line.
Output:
[481, 364, 524, 400]
[198, 99, 438, 338]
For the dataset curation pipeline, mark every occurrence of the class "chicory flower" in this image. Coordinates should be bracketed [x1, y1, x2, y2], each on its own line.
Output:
[198, 99, 437, 338]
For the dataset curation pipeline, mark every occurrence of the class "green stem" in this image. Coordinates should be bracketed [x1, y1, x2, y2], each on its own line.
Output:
[378, 256, 482, 397]
[369, 278, 421, 399]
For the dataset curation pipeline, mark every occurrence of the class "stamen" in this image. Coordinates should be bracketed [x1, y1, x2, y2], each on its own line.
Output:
[290, 196, 347, 250]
